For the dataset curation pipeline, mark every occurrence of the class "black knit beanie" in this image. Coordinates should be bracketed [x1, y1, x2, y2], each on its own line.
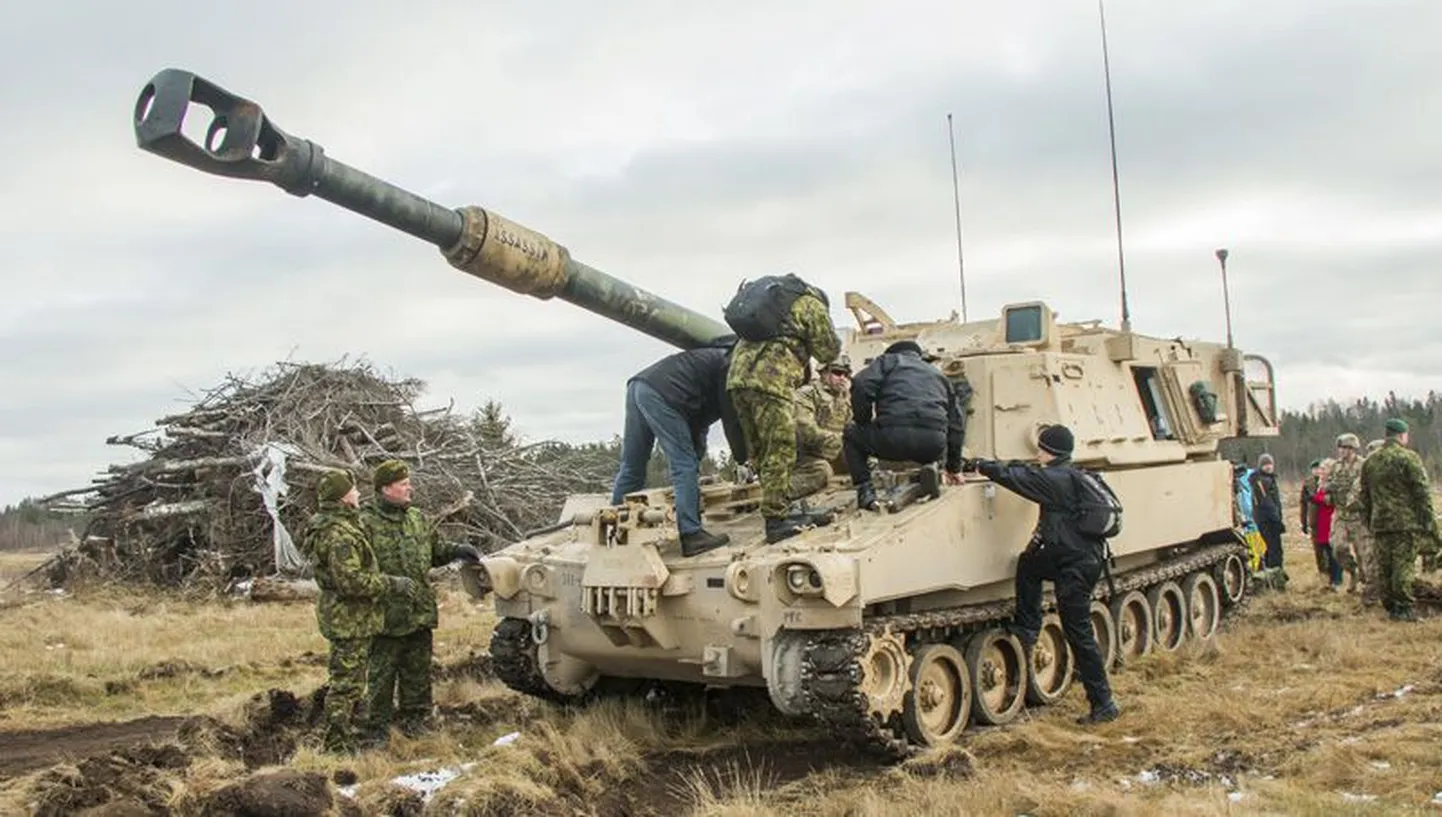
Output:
[1037, 425, 1074, 456]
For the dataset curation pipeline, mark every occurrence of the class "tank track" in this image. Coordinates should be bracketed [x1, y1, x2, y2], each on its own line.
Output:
[799, 541, 1244, 759]
[489, 617, 577, 704]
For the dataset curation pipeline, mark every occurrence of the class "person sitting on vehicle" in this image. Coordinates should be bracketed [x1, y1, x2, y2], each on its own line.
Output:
[842, 340, 968, 511]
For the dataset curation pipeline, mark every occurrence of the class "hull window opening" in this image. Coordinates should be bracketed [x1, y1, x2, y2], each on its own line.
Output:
[1132, 367, 1174, 440]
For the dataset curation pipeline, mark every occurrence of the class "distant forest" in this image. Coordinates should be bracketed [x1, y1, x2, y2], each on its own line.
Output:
[3, 391, 1434, 552]
[1221, 392, 1440, 479]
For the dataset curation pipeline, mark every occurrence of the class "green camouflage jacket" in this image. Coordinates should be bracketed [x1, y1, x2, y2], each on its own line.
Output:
[726, 293, 841, 399]
[794, 381, 850, 460]
[299, 501, 387, 641]
[360, 500, 459, 636]
[1324, 454, 1364, 519]
[1358, 440, 1439, 535]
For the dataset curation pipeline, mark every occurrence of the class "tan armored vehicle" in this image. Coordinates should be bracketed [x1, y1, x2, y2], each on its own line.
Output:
[133, 69, 1281, 755]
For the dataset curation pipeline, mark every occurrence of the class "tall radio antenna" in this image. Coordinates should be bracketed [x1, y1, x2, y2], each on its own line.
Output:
[1098, 0, 1131, 333]
[946, 113, 968, 323]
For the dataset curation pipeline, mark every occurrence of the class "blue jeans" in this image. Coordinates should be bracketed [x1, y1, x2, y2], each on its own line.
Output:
[610, 380, 703, 535]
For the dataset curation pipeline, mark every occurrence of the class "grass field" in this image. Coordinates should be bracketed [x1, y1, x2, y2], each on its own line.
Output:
[1, 529, 1440, 816]
[0, 550, 53, 587]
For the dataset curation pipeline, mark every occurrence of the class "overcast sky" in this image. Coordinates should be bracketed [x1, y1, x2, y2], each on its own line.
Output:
[2, 1, 1438, 506]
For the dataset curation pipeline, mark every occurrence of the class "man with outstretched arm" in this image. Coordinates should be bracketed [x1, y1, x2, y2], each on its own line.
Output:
[962, 424, 1120, 725]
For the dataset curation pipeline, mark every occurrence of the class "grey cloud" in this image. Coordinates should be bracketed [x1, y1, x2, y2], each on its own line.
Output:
[2, 1, 1439, 506]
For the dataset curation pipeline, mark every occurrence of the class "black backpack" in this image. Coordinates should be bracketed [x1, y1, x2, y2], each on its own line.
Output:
[723, 274, 816, 342]
[1070, 468, 1123, 540]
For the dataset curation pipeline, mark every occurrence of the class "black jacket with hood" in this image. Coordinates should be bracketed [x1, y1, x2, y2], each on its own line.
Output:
[849, 343, 969, 471]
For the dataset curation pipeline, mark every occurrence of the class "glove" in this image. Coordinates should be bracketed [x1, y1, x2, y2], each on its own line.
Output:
[943, 470, 963, 486]
[386, 575, 418, 596]
[454, 544, 483, 564]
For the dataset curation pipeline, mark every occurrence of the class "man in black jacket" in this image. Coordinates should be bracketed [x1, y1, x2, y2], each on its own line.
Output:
[610, 345, 748, 556]
[963, 424, 1121, 725]
[843, 340, 968, 511]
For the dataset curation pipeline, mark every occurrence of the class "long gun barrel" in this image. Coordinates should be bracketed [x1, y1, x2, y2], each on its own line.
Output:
[132, 69, 732, 350]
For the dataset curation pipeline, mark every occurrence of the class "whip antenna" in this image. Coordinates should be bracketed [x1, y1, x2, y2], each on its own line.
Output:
[947, 113, 968, 322]
[1099, 0, 1131, 332]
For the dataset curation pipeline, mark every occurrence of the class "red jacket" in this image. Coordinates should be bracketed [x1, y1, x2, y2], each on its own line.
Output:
[1312, 486, 1335, 544]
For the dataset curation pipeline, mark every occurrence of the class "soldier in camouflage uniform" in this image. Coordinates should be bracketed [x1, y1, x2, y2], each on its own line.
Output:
[1357, 419, 1441, 621]
[1325, 433, 1372, 599]
[726, 278, 841, 543]
[361, 460, 482, 739]
[299, 469, 415, 754]
[790, 355, 853, 501]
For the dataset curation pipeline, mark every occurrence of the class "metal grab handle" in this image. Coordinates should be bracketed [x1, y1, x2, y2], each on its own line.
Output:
[133, 68, 324, 195]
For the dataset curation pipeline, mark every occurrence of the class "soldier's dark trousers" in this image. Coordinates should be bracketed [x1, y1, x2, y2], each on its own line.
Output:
[1258, 520, 1285, 569]
[367, 628, 434, 735]
[323, 637, 370, 753]
[842, 424, 945, 487]
[1013, 547, 1114, 711]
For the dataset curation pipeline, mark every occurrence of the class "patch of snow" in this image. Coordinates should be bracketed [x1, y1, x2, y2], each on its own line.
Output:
[1136, 770, 1161, 785]
[1341, 792, 1377, 803]
[1378, 684, 1416, 699]
[492, 731, 520, 746]
[338, 762, 480, 804]
[1370, 761, 1391, 770]
[1120, 736, 1141, 744]
[1228, 792, 1245, 803]
[1431, 791, 1442, 805]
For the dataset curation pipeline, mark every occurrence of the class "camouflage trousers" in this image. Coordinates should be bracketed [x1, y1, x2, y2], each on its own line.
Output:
[1332, 515, 1377, 600]
[1372, 531, 1420, 612]
[366, 628, 435, 737]
[322, 637, 370, 754]
[730, 388, 797, 519]
[790, 457, 833, 501]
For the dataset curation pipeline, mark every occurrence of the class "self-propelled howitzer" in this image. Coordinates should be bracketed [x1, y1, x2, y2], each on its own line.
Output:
[132, 69, 1284, 759]
[132, 69, 730, 351]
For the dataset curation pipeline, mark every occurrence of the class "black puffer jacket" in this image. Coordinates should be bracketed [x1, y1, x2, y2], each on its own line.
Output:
[850, 347, 969, 470]
[631, 347, 747, 462]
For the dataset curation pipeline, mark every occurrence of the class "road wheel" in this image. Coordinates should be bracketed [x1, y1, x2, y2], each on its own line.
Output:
[964, 628, 1027, 726]
[1109, 590, 1153, 666]
[902, 643, 971, 746]
[1183, 572, 1221, 642]
[1148, 581, 1188, 652]
[1024, 613, 1074, 706]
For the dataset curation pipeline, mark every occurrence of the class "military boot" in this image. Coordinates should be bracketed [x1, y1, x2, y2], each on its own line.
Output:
[680, 529, 730, 557]
[764, 517, 804, 544]
[856, 482, 879, 512]
[1076, 700, 1121, 725]
[918, 464, 941, 500]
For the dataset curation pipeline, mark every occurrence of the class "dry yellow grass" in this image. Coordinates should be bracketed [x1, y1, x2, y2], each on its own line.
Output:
[1, 531, 1440, 816]
[0, 577, 497, 729]
[0, 550, 53, 585]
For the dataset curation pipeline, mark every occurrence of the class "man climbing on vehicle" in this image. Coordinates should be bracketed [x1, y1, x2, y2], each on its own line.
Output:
[962, 424, 1121, 725]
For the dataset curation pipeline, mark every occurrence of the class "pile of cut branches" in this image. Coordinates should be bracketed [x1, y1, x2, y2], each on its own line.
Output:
[37, 359, 618, 590]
